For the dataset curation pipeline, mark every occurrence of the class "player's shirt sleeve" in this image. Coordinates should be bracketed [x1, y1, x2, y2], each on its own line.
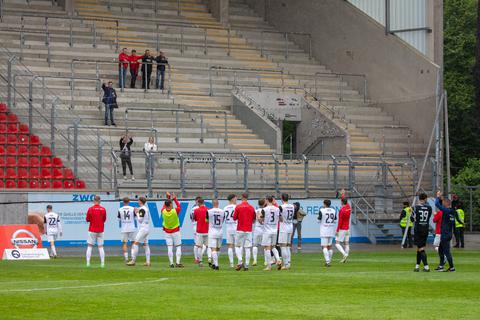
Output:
[233, 207, 239, 221]
[117, 210, 121, 220]
[317, 210, 322, 221]
[44, 216, 47, 224]
[86, 208, 91, 222]
[173, 198, 181, 212]
[102, 209, 107, 222]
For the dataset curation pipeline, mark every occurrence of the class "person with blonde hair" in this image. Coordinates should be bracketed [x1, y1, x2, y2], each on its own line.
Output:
[144, 136, 158, 178]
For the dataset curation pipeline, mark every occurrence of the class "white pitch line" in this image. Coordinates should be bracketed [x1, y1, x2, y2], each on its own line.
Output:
[0, 278, 168, 293]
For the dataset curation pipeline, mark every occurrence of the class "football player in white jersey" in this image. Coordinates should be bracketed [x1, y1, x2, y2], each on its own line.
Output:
[43, 205, 62, 258]
[223, 194, 237, 267]
[127, 196, 151, 267]
[207, 199, 226, 270]
[318, 199, 338, 267]
[252, 198, 266, 266]
[260, 196, 283, 271]
[190, 196, 201, 264]
[279, 194, 295, 270]
[117, 197, 137, 263]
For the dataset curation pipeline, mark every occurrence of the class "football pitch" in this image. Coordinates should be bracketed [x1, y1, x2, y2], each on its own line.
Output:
[0, 249, 479, 319]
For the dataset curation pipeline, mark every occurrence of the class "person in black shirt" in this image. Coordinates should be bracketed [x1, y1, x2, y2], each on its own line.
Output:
[411, 193, 432, 272]
[102, 81, 117, 126]
[119, 134, 134, 181]
[434, 191, 463, 272]
[141, 49, 154, 90]
[155, 51, 168, 91]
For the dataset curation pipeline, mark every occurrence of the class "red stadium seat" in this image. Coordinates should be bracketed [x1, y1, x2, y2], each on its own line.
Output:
[18, 146, 28, 156]
[0, 103, 8, 113]
[18, 135, 29, 145]
[0, 179, 4, 189]
[29, 168, 40, 179]
[41, 168, 52, 179]
[63, 168, 74, 180]
[6, 145, 16, 156]
[0, 146, 5, 156]
[30, 135, 40, 145]
[0, 157, 5, 167]
[17, 180, 28, 189]
[41, 146, 52, 157]
[52, 168, 63, 179]
[0, 114, 7, 123]
[41, 157, 52, 167]
[18, 168, 28, 179]
[29, 180, 39, 189]
[7, 123, 17, 134]
[5, 157, 16, 167]
[52, 157, 63, 168]
[29, 157, 40, 167]
[52, 180, 62, 189]
[0, 135, 6, 144]
[7, 135, 17, 145]
[6, 113, 18, 123]
[6, 168, 17, 179]
[0, 124, 6, 133]
[75, 180, 86, 189]
[64, 180, 74, 189]
[29, 146, 40, 156]
[18, 123, 29, 133]
[18, 157, 28, 167]
[40, 180, 51, 189]
[0, 168, 5, 179]
[6, 179, 16, 188]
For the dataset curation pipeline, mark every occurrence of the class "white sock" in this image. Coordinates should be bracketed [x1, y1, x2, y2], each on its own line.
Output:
[212, 250, 218, 266]
[435, 247, 439, 252]
[264, 249, 271, 267]
[328, 249, 333, 261]
[144, 245, 150, 264]
[51, 245, 57, 256]
[424, 265, 430, 270]
[176, 246, 182, 264]
[245, 248, 251, 267]
[207, 247, 212, 261]
[281, 247, 288, 265]
[86, 246, 92, 264]
[228, 247, 234, 265]
[123, 251, 128, 261]
[252, 246, 258, 263]
[201, 245, 206, 257]
[235, 246, 243, 264]
[335, 243, 346, 256]
[197, 246, 204, 262]
[415, 264, 420, 269]
[323, 247, 330, 263]
[99, 247, 105, 265]
[167, 246, 174, 265]
[194, 243, 198, 260]
[131, 244, 138, 262]
[287, 247, 291, 266]
[272, 247, 280, 262]
[345, 244, 350, 255]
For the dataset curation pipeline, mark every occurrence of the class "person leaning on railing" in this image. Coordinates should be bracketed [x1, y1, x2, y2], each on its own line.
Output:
[102, 81, 118, 126]
[129, 49, 142, 89]
[119, 134, 134, 181]
[143, 136, 158, 179]
[155, 51, 168, 91]
[141, 49, 154, 90]
[118, 47, 129, 88]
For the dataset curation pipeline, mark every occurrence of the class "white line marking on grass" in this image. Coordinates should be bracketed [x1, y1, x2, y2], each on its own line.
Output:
[0, 278, 168, 293]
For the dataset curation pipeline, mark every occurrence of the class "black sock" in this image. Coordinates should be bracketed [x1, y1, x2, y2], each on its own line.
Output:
[421, 251, 428, 266]
[416, 251, 421, 265]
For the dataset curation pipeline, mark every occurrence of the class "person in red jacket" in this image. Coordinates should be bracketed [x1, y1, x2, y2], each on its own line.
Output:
[128, 49, 142, 88]
[335, 195, 351, 263]
[86, 195, 107, 268]
[433, 210, 443, 252]
[233, 193, 256, 271]
[118, 48, 129, 88]
[193, 198, 210, 266]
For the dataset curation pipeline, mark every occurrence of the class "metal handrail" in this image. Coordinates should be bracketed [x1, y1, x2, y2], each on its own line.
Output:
[314, 72, 367, 103]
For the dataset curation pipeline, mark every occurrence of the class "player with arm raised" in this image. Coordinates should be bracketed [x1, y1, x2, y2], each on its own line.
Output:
[335, 193, 351, 263]
[161, 192, 184, 268]
[86, 196, 107, 268]
[411, 193, 432, 272]
[261, 196, 282, 271]
[252, 198, 266, 267]
[207, 199, 226, 270]
[318, 199, 337, 267]
[118, 197, 137, 263]
[279, 193, 294, 270]
[44, 205, 62, 258]
[223, 194, 237, 267]
[233, 193, 256, 271]
[127, 196, 151, 267]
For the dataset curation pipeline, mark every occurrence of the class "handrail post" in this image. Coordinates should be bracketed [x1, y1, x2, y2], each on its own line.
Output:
[308, 35, 312, 60]
[200, 114, 204, 143]
[154, 0, 158, 15]
[115, 21, 119, 52]
[211, 152, 218, 198]
[303, 154, 309, 198]
[257, 75, 261, 92]
[19, 31, 24, 61]
[120, 63, 125, 92]
[260, 31, 264, 57]
[223, 112, 228, 146]
[407, 130, 412, 156]
[242, 153, 248, 193]
[156, 24, 159, 53]
[284, 32, 289, 60]
[69, 18, 73, 47]
[107, 0, 111, 10]
[97, 130, 103, 190]
[227, 28, 231, 56]
[167, 66, 172, 97]
[180, 27, 184, 55]
[111, 150, 119, 198]
[92, 22, 97, 48]
[314, 73, 318, 98]
[145, 151, 153, 198]
[347, 156, 355, 190]
[178, 152, 185, 197]
[209, 66, 213, 96]
[73, 120, 79, 177]
[131, 0, 134, 11]
[273, 154, 280, 197]
[46, 32, 51, 67]
[339, 75, 343, 102]
[175, 110, 179, 143]
[28, 76, 39, 130]
[204, 28, 207, 55]
[363, 76, 367, 103]
[177, 0, 180, 16]
[51, 97, 58, 154]
[332, 155, 338, 190]
[7, 56, 17, 108]
[42, 76, 46, 109]
[44, 17, 49, 45]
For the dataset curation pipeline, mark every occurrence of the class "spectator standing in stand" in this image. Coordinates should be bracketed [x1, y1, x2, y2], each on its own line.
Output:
[128, 49, 142, 88]
[119, 134, 134, 181]
[118, 47, 129, 88]
[102, 81, 117, 126]
[155, 51, 168, 91]
[141, 49, 154, 90]
[143, 136, 158, 179]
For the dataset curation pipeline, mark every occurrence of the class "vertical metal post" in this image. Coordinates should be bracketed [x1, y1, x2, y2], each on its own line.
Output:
[73, 120, 79, 176]
[363, 76, 367, 103]
[97, 131, 103, 189]
[339, 75, 344, 102]
[204, 28, 207, 55]
[178, 152, 185, 197]
[308, 35, 312, 60]
[284, 32, 289, 60]
[156, 24, 159, 53]
[314, 74, 318, 98]
[42, 76, 46, 109]
[175, 110, 179, 143]
[211, 153, 217, 198]
[223, 112, 228, 145]
[177, 0, 180, 15]
[233, 71, 237, 87]
[382, 128, 386, 156]
[7, 56, 17, 108]
[69, 18, 73, 47]
[146, 152, 153, 198]
[273, 154, 280, 197]
[51, 98, 57, 154]
[257, 75, 261, 92]
[209, 67, 213, 96]
[92, 22, 97, 48]
[46, 32, 51, 67]
[120, 63, 125, 92]
[260, 31, 264, 57]
[44, 17, 49, 45]
[115, 21, 119, 52]
[227, 28, 231, 56]
[154, 0, 158, 15]
[28, 77, 38, 130]
[143, 61, 147, 92]
[407, 130, 412, 156]
[444, 91, 452, 198]
[131, 0, 134, 11]
[0, 0, 3, 23]
[180, 27, 184, 55]
[332, 157, 338, 191]
[303, 154, 309, 197]
[107, 0, 111, 10]
[200, 114, 204, 143]
[385, 0, 390, 34]
[242, 153, 248, 193]
[469, 188, 473, 232]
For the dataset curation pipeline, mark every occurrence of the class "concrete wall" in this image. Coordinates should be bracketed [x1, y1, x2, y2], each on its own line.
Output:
[205, 0, 229, 26]
[232, 96, 282, 154]
[0, 193, 28, 224]
[244, 0, 440, 144]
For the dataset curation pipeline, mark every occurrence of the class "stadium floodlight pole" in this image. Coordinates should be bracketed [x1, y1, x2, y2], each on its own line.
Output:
[401, 92, 445, 248]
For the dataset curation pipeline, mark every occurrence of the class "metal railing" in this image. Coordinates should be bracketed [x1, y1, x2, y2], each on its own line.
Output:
[313, 72, 367, 103]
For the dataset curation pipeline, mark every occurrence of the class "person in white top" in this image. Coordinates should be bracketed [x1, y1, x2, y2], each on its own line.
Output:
[253, 198, 266, 267]
[260, 196, 283, 271]
[223, 194, 237, 267]
[190, 196, 202, 264]
[143, 136, 158, 178]
[117, 197, 137, 262]
[207, 199, 226, 270]
[127, 196, 151, 267]
[279, 193, 295, 270]
[318, 199, 338, 267]
[43, 205, 62, 258]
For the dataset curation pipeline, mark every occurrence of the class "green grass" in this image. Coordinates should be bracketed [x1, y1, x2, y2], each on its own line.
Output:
[1, 250, 479, 319]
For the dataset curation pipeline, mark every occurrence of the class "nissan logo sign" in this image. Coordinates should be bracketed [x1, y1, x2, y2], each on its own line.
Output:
[10, 229, 38, 249]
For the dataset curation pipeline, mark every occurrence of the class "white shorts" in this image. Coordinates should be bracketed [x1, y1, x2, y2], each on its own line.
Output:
[121, 231, 136, 243]
[226, 230, 236, 245]
[135, 228, 149, 244]
[278, 232, 292, 245]
[336, 230, 350, 243]
[195, 233, 208, 247]
[253, 232, 263, 246]
[433, 234, 441, 247]
[46, 234, 57, 242]
[321, 237, 334, 246]
[235, 231, 252, 248]
[208, 235, 222, 248]
[87, 232, 104, 246]
[165, 231, 182, 246]
[261, 232, 277, 247]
